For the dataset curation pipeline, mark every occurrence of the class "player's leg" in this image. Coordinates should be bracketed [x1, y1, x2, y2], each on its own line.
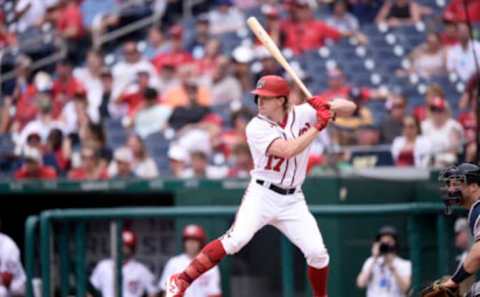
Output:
[167, 183, 272, 296]
[272, 196, 329, 297]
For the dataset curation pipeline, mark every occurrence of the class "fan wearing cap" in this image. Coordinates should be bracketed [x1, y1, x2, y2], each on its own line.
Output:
[420, 97, 464, 167]
[165, 75, 355, 297]
[14, 147, 57, 180]
[152, 25, 193, 73]
[159, 225, 221, 297]
[356, 226, 412, 297]
[90, 230, 157, 297]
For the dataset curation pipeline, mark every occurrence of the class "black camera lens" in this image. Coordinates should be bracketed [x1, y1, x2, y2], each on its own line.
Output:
[379, 242, 393, 255]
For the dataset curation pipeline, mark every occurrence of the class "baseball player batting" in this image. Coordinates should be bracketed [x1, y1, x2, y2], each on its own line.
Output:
[166, 75, 356, 297]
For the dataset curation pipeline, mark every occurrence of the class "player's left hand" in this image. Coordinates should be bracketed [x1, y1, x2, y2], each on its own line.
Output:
[314, 108, 332, 131]
[308, 96, 330, 111]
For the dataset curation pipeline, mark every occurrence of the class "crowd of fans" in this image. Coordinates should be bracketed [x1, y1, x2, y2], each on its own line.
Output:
[0, 0, 479, 181]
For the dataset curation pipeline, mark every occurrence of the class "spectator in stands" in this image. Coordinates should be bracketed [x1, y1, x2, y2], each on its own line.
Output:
[220, 108, 252, 157]
[43, 128, 71, 175]
[421, 97, 463, 168]
[14, 0, 46, 32]
[133, 88, 172, 139]
[68, 146, 108, 180]
[391, 116, 431, 167]
[379, 94, 407, 144]
[256, 5, 285, 49]
[406, 32, 447, 79]
[443, 0, 480, 23]
[375, 0, 424, 27]
[326, 0, 368, 44]
[254, 48, 284, 83]
[228, 143, 253, 178]
[79, 123, 112, 168]
[117, 70, 154, 118]
[0, 12, 16, 48]
[13, 72, 53, 131]
[181, 151, 227, 179]
[440, 16, 459, 47]
[125, 134, 159, 179]
[412, 83, 445, 122]
[159, 224, 222, 296]
[168, 145, 189, 178]
[355, 125, 381, 146]
[109, 147, 136, 179]
[90, 230, 158, 297]
[144, 26, 171, 59]
[446, 22, 480, 82]
[209, 56, 242, 106]
[0, 226, 26, 297]
[52, 60, 84, 118]
[195, 39, 222, 76]
[112, 41, 159, 100]
[60, 87, 98, 136]
[15, 147, 57, 180]
[186, 14, 211, 58]
[231, 45, 255, 93]
[166, 70, 211, 130]
[152, 25, 193, 73]
[454, 218, 470, 267]
[55, 0, 87, 63]
[16, 94, 63, 153]
[282, 1, 343, 54]
[73, 51, 105, 119]
[357, 226, 411, 297]
[208, 0, 245, 35]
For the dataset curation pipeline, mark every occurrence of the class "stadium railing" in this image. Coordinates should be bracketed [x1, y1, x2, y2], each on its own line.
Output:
[25, 203, 451, 297]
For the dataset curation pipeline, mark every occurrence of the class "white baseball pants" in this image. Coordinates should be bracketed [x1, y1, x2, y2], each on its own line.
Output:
[220, 180, 330, 269]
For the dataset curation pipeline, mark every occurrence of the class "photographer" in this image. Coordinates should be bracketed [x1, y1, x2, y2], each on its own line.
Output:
[356, 226, 412, 297]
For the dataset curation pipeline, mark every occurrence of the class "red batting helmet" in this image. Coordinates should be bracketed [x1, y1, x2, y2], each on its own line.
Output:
[122, 230, 137, 248]
[182, 224, 206, 242]
[251, 75, 290, 98]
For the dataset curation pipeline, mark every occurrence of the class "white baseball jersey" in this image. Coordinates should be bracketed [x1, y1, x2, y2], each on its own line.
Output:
[246, 103, 317, 188]
[159, 254, 221, 297]
[90, 259, 157, 297]
[0, 233, 26, 297]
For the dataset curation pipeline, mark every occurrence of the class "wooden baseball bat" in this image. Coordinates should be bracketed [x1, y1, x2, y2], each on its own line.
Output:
[246, 16, 312, 98]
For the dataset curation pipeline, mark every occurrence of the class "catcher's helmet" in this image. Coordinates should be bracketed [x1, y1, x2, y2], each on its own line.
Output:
[183, 224, 206, 242]
[251, 75, 290, 104]
[439, 163, 480, 214]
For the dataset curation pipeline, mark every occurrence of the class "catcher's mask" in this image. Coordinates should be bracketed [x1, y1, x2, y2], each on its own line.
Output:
[439, 163, 480, 215]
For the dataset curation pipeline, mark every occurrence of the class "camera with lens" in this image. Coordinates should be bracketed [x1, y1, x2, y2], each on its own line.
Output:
[379, 242, 395, 255]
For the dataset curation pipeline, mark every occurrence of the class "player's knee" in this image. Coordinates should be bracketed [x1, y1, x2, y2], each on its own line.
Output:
[221, 233, 250, 255]
[305, 246, 329, 269]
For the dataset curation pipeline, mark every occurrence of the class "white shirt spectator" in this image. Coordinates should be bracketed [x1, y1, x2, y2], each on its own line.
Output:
[61, 101, 100, 135]
[159, 254, 221, 297]
[360, 256, 412, 297]
[210, 76, 242, 106]
[109, 157, 159, 179]
[15, 0, 46, 32]
[14, 118, 64, 153]
[73, 67, 103, 117]
[208, 6, 245, 35]
[0, 233, 26, 297]
[421, 118, 464, 166]
[134, 105, 172, 139]
[111, 61, 160, 101]
[90, 259, 157, 297]
[446, 40, 480, 81]
[391, 135, 431, 168]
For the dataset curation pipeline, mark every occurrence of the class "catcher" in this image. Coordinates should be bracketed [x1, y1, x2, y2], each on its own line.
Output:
[421, 163, 480, 297]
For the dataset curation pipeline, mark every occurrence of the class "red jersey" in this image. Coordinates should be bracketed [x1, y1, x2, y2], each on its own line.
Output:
[68, 167, 109, 181]
[15, 85, 39, 128]
[281, 19, 341, 54]
[152, 51, 193, 72]
[56, 2, 85, 39]
[15, 166, 57, 180]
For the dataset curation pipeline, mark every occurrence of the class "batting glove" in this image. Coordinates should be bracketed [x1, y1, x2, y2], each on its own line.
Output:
[308, 96, 330, 111]
[315, 108, 332, 131]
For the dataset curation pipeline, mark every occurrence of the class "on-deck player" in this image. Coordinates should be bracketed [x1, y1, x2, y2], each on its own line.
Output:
[159, 225, 221, 297]
[0, 228, 26, 297]
[165, 75, 356, 297]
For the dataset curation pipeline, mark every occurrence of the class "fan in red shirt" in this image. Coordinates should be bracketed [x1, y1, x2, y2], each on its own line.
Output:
[15, 147, 57, 180]
[412, 83, 445, 122]
[52, 60, 85, 118]
[281, 0, 342, 55]
[443, 0, 480, 23]
[317, 68, 372, 102]
[68, 147, 109, 181]
[117, 70, 153, 118]
[152, 25, 193, 72]
[55, 0, 86, 40]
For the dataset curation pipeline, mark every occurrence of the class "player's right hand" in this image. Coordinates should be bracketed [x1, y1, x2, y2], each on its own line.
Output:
[314, 108, 332, 131]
